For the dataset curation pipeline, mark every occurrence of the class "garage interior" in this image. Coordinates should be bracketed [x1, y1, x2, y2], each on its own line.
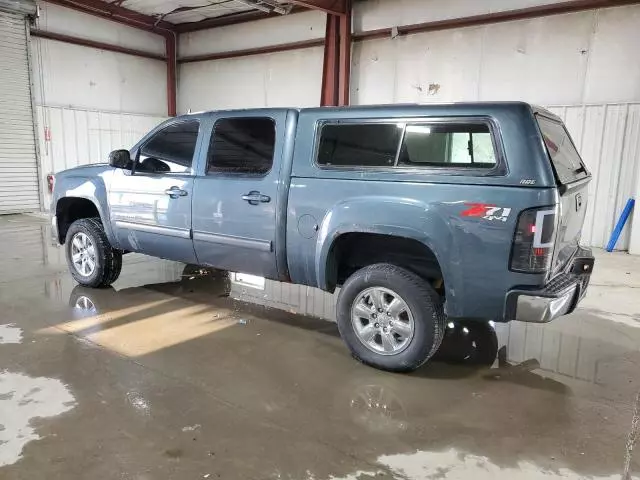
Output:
[0, 0, 640, 478]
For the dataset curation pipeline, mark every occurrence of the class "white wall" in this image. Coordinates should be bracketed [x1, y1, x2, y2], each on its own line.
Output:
[352, 6, 640, 105]
[177, 11, 326, 112]
[35, 3, 164, 56]
[32, 3, 167, 115]
[32, 39, 167, 116]
[353, 0, 569, 33]
[178, 47, 324, 112]
[179, 10, 326, 57]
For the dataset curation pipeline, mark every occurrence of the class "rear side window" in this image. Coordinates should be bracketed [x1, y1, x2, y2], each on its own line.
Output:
[207, 117, 275, 175]
[537, 116, 588, 184]
[139, 120, 199, 174]
[317, 124, 401, 167]
[398, 124, 496, 168]
[317, 121, 497, 170]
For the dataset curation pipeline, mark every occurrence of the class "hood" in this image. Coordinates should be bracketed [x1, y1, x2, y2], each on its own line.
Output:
[55, 164, 111, 178]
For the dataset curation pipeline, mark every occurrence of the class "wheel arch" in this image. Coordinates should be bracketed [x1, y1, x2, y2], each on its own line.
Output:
[320, 229, 447, 293]
[53, 173, 115, 246]
[55, 196, 115, 246]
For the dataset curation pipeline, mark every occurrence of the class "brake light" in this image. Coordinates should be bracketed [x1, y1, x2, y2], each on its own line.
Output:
[46, 173, 55, 194]
[510, 207, 557, 273]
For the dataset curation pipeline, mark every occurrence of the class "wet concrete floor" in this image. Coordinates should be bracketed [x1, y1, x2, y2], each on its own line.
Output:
[0, 214, 638, 479]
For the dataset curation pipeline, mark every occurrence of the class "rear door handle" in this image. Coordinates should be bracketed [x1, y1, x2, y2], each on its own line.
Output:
[242, 191, 271, 206]
[165, 186, 188, 199]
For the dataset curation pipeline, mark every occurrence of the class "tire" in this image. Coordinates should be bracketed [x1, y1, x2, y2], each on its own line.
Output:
[336, 263, 446, 373]
[65, 217, 122, 288]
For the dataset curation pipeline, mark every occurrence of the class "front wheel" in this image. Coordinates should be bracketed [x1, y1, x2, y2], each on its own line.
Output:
[336, 263, 446, 372]
[65, 218, 122, 288]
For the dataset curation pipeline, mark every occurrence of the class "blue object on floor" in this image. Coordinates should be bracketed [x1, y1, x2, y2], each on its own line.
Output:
[606, 198, 635, 252]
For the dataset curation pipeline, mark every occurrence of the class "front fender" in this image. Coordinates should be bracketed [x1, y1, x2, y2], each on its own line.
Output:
[53, 173, 116, 247]
[315, 196, 464, 310]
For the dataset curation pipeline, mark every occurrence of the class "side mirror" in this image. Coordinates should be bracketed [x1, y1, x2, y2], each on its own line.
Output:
[109, 149, 132, 169]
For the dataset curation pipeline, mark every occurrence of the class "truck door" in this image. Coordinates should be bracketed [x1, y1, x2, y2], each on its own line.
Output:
[109, 119, 201, 264]
[192, 112, 286, 279]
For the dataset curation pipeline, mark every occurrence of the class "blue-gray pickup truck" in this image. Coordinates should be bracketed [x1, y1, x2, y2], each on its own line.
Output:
[50, 102, 595, 372]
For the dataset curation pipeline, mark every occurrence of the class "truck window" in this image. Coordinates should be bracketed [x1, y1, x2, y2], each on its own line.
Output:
[138, 120, 199, 174]
[397, 123, 496, 168]
[317, 124, 401, 167]
[207, 117, 275, 175]
[536, 116, 588, 185]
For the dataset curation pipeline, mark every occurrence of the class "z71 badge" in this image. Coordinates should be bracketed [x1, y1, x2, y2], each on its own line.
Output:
[461, 203, 512, 222]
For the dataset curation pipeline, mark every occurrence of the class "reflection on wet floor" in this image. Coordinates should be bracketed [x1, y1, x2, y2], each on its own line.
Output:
[0, 214, 639, 479]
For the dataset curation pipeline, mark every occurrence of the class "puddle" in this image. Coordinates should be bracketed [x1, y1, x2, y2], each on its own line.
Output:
[0, 324, 23, 344]
[0, 371, 76, 467]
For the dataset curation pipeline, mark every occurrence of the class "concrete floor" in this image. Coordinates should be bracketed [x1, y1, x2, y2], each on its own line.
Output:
[0, 214, 638, 480]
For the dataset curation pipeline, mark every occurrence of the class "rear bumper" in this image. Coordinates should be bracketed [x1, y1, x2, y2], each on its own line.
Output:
[504, 247, 594, 323]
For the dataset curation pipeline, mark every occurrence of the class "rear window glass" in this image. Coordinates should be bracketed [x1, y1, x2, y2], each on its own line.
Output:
[537, 116, 588, 184]
[317, 121, 497, 169]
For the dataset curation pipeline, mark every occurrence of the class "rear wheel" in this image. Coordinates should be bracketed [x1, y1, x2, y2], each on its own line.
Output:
[336, 263, 445, 372]
[65, 218, 122, 288]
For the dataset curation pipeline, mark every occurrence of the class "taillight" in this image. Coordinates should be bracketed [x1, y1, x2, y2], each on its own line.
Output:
[510, 207, 557, 273]
[46, 173, 55, 194]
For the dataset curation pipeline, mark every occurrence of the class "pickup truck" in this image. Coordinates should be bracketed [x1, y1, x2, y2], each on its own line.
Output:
[50, 102, 595, 372]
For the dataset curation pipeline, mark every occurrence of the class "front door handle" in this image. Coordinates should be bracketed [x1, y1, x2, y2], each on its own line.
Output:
[165, 186, 188, 199]
[242, 191, 271, 206]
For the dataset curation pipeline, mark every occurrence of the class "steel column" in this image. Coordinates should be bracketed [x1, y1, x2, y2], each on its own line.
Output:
[338, 0, 352, 106]
[320, 14, 339, 106]
[321, 0, 351, 107]
[165, 32, 177, 116]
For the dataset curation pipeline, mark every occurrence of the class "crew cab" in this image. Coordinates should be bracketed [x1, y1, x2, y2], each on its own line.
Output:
[50, 102, 594, 372]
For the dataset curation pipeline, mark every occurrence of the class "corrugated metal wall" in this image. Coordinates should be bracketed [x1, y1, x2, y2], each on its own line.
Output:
[0, 12, 39, 214]
[37, 105, 166, 209]
[547, 103, 640, 250]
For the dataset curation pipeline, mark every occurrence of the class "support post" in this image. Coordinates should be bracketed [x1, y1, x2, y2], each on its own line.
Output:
[320, 13, 339, 106]
[165, 32, 177, 117]
[321, 2, 352, 107]
[338, 0, 352, 106]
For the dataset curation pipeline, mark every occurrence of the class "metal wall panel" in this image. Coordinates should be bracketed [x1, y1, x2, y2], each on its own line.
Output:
[37, 105, 166, 209]
[548, 103, 640, 250]
[0, 11, 39, 214]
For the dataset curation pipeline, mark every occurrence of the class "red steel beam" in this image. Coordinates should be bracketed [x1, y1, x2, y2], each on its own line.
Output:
[43, 0, 174, 34]
[31, 28, 166, 60]
[165, 32, 177, 116]
[287, 0, 346, 15]
[179, 38, 324, 63]
[320, 13, 340, 106]
[337, 0, 352, 106]
[354, 0, 640, 42]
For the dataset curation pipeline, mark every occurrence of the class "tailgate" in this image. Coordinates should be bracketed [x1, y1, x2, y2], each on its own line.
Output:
[536, 115, 591, 274]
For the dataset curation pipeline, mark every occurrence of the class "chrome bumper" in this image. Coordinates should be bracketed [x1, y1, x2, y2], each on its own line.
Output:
[505, 248, 594, 323]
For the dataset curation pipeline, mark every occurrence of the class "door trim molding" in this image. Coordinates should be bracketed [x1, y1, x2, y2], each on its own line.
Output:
[193, 230, 272, 252]
[115, 220, 191, 239]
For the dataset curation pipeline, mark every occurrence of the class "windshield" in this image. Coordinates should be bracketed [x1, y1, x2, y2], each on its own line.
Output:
[536, 116, 588, 185]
